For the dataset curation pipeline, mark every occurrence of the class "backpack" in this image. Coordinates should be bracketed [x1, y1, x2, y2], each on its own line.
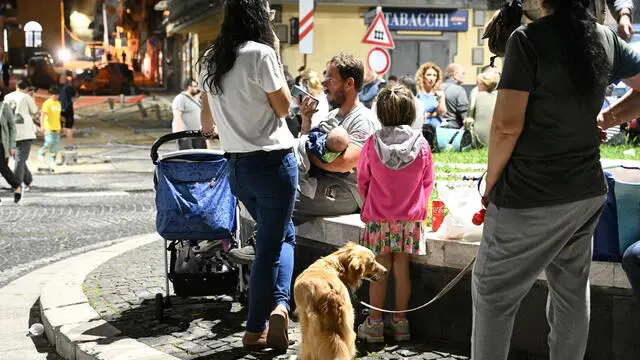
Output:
[483, 0, 524, 58]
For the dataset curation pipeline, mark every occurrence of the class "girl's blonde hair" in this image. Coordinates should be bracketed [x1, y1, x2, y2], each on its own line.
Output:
[376, 85, 416, 127]
[477, 72, 499, 93]
[415, 62, 443, 93]
[300, 69, 323, 95]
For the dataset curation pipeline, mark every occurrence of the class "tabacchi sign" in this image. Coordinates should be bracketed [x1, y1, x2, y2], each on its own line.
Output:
[370, 9, 469, 32]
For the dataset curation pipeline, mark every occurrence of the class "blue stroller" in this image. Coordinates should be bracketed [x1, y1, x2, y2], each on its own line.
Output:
[151, 130, 247, 319]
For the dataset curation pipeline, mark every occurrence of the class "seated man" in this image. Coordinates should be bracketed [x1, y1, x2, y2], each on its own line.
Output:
[294, 53, 379, 222]
[228, 54, 379, 264]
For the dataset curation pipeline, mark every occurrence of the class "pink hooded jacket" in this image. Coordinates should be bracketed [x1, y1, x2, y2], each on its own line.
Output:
[357, 126, 434, 223]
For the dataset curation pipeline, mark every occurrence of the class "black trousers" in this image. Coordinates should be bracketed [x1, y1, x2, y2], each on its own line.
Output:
[0, 143, 20, 189]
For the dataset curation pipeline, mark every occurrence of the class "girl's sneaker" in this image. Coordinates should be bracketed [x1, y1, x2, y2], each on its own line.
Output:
[390, 317, 411, 342]
[357, 316, 384, 343]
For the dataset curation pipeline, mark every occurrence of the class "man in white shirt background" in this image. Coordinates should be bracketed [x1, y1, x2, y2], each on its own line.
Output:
[4, 80, 38, 190]
[172, 78, 205, 150]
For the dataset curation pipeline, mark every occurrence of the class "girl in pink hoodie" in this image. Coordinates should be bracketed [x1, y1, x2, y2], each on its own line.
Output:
[356, 85, 434, 343]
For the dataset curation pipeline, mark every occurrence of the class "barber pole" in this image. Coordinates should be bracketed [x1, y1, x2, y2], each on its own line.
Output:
[299, 0, 314, 54]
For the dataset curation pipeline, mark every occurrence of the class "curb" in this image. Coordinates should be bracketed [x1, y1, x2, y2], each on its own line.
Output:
[39, 233, 180, 360]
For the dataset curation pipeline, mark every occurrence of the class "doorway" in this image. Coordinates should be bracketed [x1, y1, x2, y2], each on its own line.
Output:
[390, 40, 450, 79]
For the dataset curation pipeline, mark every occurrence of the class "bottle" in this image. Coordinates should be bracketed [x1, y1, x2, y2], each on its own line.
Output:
[431, 200, 445, 232]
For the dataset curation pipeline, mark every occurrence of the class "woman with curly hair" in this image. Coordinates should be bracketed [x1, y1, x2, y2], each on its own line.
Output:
[198, 0, 296, 352]
[414, 62, 446, 146]
[472, 0, 640, 359]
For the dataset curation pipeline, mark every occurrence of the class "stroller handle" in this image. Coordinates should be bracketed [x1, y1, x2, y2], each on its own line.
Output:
[150, 130, 219, 163]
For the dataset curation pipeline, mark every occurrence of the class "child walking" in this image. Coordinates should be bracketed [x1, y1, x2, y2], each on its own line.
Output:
[356, 85, 434, 343]
[38, 86, 62, 164]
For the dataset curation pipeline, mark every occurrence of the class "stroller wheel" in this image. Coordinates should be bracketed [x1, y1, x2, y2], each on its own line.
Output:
[155, 293, 164, 320]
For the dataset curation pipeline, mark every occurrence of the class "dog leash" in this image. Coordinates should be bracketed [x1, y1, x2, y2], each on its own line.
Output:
[359, 256, 476, 314]
[359, 172, 487, 314]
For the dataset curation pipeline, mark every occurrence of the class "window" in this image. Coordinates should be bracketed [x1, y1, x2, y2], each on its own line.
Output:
[24, 21, 42, 48]
[473, 10, 485, 27]
[472, 47, 484, 65]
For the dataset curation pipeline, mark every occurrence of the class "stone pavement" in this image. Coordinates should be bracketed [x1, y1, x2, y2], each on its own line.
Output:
[81, 239, 470, 360]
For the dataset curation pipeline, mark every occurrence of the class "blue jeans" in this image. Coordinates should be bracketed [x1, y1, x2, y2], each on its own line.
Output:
[228, 149, 298, 333]
[622, 240, 640, 298]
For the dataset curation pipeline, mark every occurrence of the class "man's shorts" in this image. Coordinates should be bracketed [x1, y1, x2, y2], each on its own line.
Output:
[61, 111, 74, 129]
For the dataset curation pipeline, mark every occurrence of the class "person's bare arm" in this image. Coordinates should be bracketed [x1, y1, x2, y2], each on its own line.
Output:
[435, 90, 447, 115]
[265, 32, 291, 119]
[483, 89, 529, 199]
[599, 73, 640, 129]
[173, 109, 185, 131]
[266, 84, 291, 118]
[200, 94, 217, 135]
[309, 143, 361, 173]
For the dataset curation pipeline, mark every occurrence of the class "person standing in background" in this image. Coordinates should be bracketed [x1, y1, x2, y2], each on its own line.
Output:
[58, 74, 77, 150]
[38, 86, 62, 164]
[5, 80, 38, 190]
[172, 78, 205, 150]
[359, 66, 383, 109]
[593, 0, 633, 40]
[0, 90, 21, 203]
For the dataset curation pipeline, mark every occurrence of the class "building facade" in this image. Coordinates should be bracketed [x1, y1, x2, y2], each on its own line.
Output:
[160, 0, 500, 91]
[5, 0, 63, 66]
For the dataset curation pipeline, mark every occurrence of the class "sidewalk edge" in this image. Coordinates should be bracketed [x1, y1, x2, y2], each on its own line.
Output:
[39, 233, 180, 360]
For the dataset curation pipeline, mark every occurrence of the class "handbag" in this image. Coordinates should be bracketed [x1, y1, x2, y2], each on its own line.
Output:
[593, 167, 640, 261]
[482, 0, 524, 58]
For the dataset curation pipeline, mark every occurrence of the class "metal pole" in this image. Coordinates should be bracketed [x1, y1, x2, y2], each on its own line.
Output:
[60, 1, 65, 49]
[102, 3, 109, 62]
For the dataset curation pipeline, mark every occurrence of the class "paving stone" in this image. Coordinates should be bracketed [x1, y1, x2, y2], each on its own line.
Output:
[396, 349, 419, 357]
[81, 239, 471, 360]
[420, 354, 445, 360]
[174, 341, 211, 355]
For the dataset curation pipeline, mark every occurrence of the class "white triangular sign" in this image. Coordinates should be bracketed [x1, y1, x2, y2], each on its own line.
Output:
[362, 11, 395, 49]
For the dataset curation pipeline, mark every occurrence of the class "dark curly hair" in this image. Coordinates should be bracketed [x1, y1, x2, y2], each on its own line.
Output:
[198, 0, 275, 94]
[542, 0, 610, 100]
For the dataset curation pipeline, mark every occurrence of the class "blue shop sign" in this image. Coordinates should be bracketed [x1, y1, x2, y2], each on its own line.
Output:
[377, 8, 469, 32]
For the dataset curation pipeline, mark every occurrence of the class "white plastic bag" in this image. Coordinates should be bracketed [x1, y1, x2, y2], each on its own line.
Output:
[435, 182, 483, 240]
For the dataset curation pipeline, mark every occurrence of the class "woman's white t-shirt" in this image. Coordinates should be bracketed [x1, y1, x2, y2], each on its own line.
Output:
[199, 41, 295, 153]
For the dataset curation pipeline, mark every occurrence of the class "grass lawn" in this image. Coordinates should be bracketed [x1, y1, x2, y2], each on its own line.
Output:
[426, 144, 638, 228]
[432, 144, 640, 164]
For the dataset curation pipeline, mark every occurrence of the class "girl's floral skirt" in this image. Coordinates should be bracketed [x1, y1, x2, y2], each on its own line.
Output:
[359, 220, 426, 256]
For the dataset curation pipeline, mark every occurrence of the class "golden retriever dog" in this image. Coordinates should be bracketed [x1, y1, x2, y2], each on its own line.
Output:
[294, 242, 388, 360]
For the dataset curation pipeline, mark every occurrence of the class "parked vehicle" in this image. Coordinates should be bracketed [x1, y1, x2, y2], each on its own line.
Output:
[26, 55, 59, 89]
[77, 63, 138, 95]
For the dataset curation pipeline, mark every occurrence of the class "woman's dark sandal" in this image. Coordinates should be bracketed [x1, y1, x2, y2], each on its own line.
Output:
[267, 308, 290, 351]
[242, 331, 269, 350]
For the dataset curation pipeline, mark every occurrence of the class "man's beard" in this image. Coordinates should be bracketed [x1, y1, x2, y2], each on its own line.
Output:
[327, 91, 346, 108]
[190, 89, 199, 96]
